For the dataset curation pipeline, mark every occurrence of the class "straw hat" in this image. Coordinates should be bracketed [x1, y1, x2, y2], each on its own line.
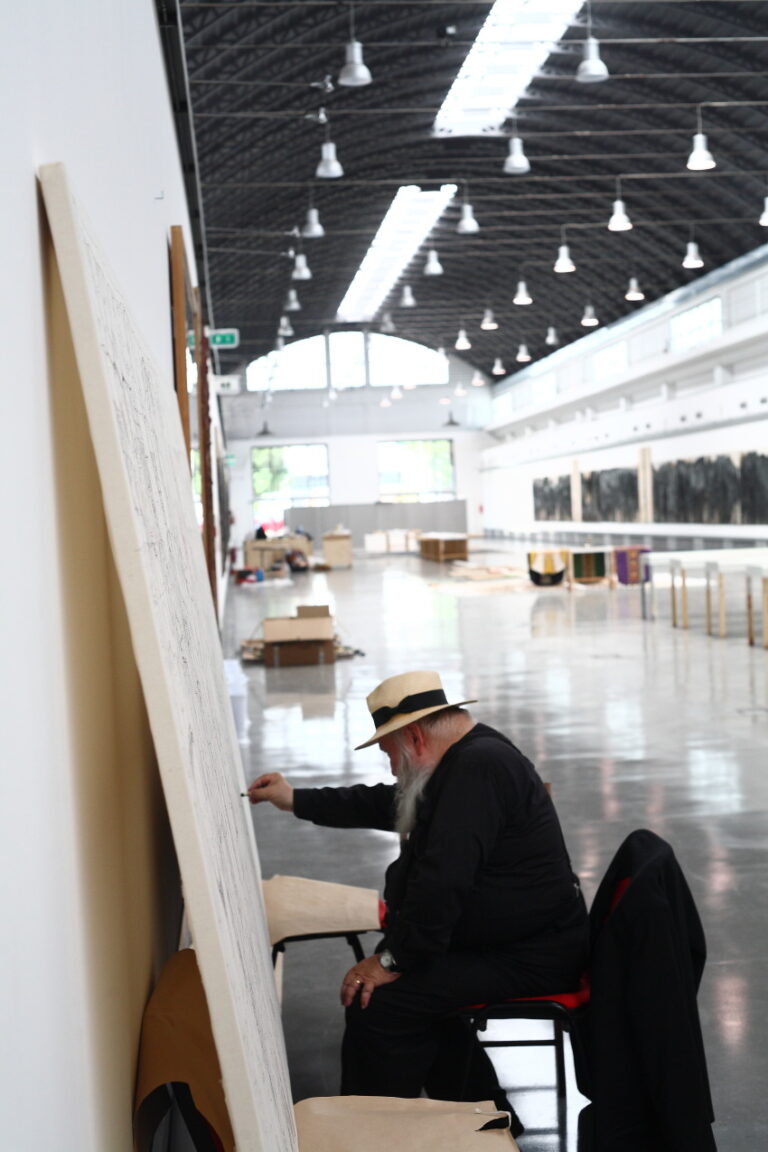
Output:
[354, 670, 476, 750]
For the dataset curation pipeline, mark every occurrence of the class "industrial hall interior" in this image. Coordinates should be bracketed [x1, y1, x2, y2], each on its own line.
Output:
[5, 1, 768, 1150]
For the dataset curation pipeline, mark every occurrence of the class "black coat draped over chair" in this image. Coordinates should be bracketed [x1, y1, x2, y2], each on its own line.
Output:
[576, 829, 717, 1152]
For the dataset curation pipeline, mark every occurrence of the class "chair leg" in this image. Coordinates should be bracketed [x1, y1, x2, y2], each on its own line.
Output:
[346, 933, 366, 962]
[554, 1019, 566, 1100]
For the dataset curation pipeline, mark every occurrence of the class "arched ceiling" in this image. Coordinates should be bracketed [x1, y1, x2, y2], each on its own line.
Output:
[162, 1, 768, 377]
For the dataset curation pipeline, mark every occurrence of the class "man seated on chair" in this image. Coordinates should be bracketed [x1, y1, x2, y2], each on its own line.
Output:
[247, 670, 587, 1131]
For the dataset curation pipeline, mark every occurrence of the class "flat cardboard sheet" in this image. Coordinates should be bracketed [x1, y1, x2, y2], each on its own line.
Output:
[294, 1097, 518, 1152]
[263, 875, 380, 946]
[39, 163, 296, 1152]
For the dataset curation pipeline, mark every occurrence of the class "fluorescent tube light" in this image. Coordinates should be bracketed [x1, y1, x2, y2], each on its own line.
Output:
[336, 184, 457, 322]
[433, 0, 578, 137]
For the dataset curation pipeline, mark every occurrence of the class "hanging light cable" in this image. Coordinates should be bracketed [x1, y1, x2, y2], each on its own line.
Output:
[608, 176, 633, 231]
[338, 2, 372, 87]
[576, 0, 609, 84]
[687, 105, 716, 171]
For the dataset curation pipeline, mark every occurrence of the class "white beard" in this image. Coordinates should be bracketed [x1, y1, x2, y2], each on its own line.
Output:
[394, 749, 431, 837]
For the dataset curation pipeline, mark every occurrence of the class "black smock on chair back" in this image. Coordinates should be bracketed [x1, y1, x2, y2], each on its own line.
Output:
[580, 829, 717, 1152]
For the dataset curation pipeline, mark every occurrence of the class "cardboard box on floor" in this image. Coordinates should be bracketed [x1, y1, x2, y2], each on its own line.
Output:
[263, 612, 334, 644]
[263, 639, 335, 668]
[261, 606, 336, 667]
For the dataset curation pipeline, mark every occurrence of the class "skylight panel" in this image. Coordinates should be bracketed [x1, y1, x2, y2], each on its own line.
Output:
[335, 184, 457, 323]
[433, 0, 578, 137]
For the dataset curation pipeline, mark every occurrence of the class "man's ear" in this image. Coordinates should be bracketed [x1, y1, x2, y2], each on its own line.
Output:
[407, 721, 428, 756]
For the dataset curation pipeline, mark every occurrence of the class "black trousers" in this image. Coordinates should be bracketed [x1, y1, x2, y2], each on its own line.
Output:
[340, 911, 588, 1104]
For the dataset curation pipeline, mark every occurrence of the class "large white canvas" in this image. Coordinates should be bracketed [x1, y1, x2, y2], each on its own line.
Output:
[39, 163, 296, 1152]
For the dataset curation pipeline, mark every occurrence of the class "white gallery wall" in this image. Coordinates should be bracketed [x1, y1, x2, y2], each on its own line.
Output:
[223, 375, 494, 547]
[481, 245, 768, 533]
[0, 2, 195, 1148]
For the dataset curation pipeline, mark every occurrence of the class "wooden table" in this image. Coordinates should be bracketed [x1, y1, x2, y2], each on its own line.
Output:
[642, 547, 768, 646]
[418, 533, 469, 563]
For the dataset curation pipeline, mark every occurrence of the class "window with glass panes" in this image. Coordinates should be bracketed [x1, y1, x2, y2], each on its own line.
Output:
[251, 443, 330, 532]
[377, 439, 454, 503]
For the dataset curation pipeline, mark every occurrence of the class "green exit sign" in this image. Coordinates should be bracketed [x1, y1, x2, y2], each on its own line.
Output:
[187, 328, 240, 349]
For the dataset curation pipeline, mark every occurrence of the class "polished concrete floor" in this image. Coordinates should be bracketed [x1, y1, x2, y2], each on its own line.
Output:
[223, 547, 768, 1151]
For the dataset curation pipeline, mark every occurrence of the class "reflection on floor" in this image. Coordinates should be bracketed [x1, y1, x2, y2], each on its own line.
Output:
[222, 548, 768, 1152]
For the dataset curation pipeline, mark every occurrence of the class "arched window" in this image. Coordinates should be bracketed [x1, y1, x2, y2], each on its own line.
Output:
[246, 333, 449, 392]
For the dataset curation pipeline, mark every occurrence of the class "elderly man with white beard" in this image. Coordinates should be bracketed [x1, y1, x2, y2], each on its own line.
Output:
[247, 671, 587, 1135]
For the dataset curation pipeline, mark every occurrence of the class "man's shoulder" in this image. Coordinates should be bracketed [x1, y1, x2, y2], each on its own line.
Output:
[457, 723, 532, 764]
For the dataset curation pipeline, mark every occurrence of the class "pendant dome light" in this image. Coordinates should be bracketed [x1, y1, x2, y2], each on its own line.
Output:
[760, 193, 768, 226]
[577, 2, 609, 83]
[380, 311, 396, 333]
[456, 188, 480, 234]
[687, 105, 716, 171]
[454, 381, 467, 397]
[380, 396, 392, 408]
[581, 303, 599, 327]
[513, 279, 533, 306]
[515, 343, 532, 363]
[423, 248, 444, 276]
[302, 206, 325, 238]
[316, 121, 344, 178]
[480, 308, 498, 331]
[391, 385, 403, 401]
[544, 325, 560, 347]
[504, 116, 530, 175]
[682, 240, 704, 269]
[278, 315, 294, 338]
[292, 252, 312, 280]
[284, 288, 301, 312]
[455, 327, 472, 351]
[625, 276, 645, 302]
[400, 284, 416, 307]
[470, 371, 485, 387]
[607, 177, 633, 231]
[554, 226, 575, 273]
[492, 358, 506, 376]
[338, 3, 372, 87]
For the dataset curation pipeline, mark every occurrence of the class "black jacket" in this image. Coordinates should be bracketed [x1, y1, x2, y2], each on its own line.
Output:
[579, 829, 717, 1152]
[293, 723, 583, 969]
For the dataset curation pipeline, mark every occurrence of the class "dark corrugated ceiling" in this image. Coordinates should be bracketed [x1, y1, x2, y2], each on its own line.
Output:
[167, 1, 768, 375]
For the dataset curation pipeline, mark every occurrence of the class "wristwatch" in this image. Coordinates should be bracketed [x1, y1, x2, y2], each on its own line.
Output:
[379, 948, 397, 971]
